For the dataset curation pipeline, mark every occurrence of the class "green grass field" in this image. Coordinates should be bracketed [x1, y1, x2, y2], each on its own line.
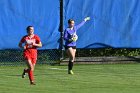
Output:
[0, 64, 140, 93]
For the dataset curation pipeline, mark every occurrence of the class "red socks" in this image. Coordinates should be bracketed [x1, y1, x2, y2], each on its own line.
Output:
[24, 69, 34, 82]
[28, 70, 34, 82]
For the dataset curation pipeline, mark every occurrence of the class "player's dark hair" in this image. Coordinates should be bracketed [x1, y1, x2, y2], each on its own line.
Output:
[68, 19, 74, 24]
[26, 26, 33, 31]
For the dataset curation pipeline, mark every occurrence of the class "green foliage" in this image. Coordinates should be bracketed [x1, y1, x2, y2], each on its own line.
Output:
[0, 49, 140, 65]
[76, 48, 140, 57]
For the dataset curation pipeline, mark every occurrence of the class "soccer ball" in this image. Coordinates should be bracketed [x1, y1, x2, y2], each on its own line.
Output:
[71, 34, 78, 42]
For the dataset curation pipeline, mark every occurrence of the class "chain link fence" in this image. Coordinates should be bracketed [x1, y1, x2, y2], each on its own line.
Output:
[1, 48, 140, 66]
[0, 49, 61, 66]
[62, 48, 140, 64]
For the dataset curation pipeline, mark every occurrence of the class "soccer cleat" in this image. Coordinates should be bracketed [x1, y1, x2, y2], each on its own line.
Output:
[68, 70, 74, 75]
[22, 69, 26, 78]
[30, 81, 36, 85]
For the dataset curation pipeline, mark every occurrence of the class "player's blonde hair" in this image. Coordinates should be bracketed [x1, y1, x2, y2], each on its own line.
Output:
[68, 19, 74, 24]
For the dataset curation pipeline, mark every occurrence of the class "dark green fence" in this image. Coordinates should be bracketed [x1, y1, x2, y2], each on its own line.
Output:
[0, 48, 140, 66]
[0, 49, 61, 66]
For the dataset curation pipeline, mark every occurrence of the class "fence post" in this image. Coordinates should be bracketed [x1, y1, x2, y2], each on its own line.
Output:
[59, 0, 64, 62]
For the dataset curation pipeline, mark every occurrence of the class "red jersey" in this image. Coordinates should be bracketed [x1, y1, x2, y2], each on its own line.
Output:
[20, 34, 41, 59]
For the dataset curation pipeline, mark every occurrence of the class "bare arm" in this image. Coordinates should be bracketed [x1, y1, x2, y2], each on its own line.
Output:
[33, 42, 42, 48]
[18, 42, 26, 49]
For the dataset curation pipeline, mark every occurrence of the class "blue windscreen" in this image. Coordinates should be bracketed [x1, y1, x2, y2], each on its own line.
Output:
[0, 0, 60, 49]
[64, 0, 140, 48]
[0, 0, 140, 49]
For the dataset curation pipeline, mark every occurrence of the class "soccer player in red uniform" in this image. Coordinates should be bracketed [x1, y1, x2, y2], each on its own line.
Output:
[19, 26, 42, 85]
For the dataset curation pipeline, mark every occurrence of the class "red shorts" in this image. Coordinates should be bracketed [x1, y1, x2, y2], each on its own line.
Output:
[24, 54, 37, 65]
[23, 49, 37, 64]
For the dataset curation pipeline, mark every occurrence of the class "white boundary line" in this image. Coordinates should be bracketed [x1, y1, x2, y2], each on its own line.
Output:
[48, 68, 67, 71]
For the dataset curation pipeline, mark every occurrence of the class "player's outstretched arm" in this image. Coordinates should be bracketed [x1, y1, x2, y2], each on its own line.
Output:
[75, 17, 90, 30]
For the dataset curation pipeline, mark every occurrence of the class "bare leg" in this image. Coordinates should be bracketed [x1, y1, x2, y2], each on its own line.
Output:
[66, 48, 76, 74]
[25, 59, 35, 85]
